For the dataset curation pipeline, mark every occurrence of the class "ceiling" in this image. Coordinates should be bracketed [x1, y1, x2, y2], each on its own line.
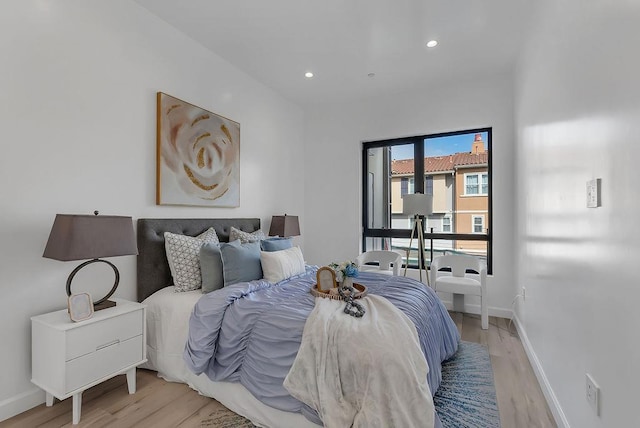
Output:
[134, 0, 534, 107]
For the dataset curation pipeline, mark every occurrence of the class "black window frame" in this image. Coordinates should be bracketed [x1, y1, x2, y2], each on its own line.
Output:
[361, 127, 493, 274]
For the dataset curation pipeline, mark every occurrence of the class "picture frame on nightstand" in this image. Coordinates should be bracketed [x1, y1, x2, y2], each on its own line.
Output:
[68, 293, 93, 322]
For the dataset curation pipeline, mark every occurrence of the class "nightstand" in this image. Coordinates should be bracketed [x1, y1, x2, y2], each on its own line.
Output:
[31, 299, 146, 425]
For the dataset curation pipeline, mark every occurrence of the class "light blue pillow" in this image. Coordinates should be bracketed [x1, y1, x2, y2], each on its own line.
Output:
[200, 243, 224, 293]
[220, 240, 263, 286]
[260, 237, 293, 252]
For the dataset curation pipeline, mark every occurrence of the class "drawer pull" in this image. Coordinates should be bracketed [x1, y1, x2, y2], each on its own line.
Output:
[96, 339, 120, 351]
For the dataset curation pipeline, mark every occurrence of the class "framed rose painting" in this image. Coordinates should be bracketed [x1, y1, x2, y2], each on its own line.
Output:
[156, 92, 240, 207]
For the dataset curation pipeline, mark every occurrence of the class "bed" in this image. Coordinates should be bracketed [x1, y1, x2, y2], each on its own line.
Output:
[136, 218, 460, 428]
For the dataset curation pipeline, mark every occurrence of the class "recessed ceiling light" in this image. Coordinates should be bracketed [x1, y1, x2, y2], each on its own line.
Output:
[426, 40, 438, 48]
[305, 72, 314, 78]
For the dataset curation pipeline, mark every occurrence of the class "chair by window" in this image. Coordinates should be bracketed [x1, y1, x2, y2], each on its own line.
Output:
[430, 255, 488, 329]
[355, 251, 403, 276]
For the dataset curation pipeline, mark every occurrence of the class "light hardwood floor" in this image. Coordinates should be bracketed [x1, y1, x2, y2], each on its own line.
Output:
[2, 313, 556, 428]
[449, 312, 557, 428]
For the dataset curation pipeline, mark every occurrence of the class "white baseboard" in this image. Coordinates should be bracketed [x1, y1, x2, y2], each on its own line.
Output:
[440, 300, 513, 319]
[513, 315, 570, 428]
[0, 387, 44, 422]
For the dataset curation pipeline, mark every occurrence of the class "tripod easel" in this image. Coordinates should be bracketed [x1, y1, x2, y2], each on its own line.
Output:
[403, 215, 430, 287]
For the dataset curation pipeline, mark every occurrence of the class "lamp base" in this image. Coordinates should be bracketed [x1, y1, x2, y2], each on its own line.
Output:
[94, 300, 116, 311]
[66, 259, 120, 312]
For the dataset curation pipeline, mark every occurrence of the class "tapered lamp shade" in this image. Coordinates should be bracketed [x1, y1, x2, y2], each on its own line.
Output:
[43, 214, 138, 261]
[43, 213, 137, 311]
[402, 193, 433, 217]
[268, 215, 300, 237]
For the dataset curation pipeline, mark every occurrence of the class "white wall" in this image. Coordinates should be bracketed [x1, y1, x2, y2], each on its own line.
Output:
[304, 74, 516, 314]
[514, 1, 640, 426]
[0, 0, 304, 419]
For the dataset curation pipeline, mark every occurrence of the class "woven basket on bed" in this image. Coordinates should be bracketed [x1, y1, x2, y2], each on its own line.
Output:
[310, 283, 368, 300]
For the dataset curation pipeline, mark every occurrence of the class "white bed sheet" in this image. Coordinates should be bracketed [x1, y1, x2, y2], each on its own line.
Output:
[142, 286, 319, 428]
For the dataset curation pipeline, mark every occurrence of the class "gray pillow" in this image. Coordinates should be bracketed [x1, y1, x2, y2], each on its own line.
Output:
[229, 226, 266, 243]
[220, 240, 263, 286]
[200, 243, 224, 293]
[260, 237, 293, 252]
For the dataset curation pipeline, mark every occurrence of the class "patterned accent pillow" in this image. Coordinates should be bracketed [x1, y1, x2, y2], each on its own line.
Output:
[164, 228, 219, 292]
[229, 226, 265, 243]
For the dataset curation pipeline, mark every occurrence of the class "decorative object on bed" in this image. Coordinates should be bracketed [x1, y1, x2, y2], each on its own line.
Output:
[220, 240, 263, 286]
[164, 228, 219, 292]
[156, 92, 240, 207]
[268, 214, 300, 237]
[402, 192, 433, 284]
[316, 266, 337, 292]
[310, 282, 368, 300]
[260, 246, 305, 283]
[229, 226, 265, 243]
[337, 284, 366, 318]
[43, 212, 137, 311]
[312, 266, 368, 300]
[328, 260, 359, 286]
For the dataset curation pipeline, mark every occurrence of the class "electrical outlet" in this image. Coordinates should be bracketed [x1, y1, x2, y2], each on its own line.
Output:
[586, 179, 601, 208]
[522, 287, 526, 301]
[586, 373, 600, 416]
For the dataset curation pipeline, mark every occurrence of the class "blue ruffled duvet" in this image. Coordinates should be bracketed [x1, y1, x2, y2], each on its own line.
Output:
[184, 267, 459, 425]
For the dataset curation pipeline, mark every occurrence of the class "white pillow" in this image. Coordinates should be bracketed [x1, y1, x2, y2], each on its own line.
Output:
[164, 228, 219, 292]
[260, 246, 305, 284]
[229, 226, 265, 243]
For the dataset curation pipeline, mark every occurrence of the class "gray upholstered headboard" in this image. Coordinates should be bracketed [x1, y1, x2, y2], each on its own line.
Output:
[136, 218, 261, 302]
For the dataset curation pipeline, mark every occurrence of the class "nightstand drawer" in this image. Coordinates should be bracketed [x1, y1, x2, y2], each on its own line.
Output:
[65, 334, 143, 393]
[66, 310, 143, 361]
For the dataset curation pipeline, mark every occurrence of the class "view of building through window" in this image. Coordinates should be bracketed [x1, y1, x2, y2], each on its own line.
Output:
[362, 129, 491, 272]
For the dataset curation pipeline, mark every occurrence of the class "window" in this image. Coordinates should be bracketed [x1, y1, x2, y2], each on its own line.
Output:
[465, 173, 488, 196]
[425, 176, 433, 196]
[443, 216, 451, 232]
[466, 174, 478, 195]
[400, 178, 415, 196]
[362, 128, 492, 273]
[472, 215, 485, 233]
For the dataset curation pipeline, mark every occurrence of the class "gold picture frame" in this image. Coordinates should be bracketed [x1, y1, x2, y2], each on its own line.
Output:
[156, 92, 240, 207]
[316, 266, 337, 292]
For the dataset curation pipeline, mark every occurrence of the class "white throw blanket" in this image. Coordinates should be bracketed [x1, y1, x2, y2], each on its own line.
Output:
[283, 295, 434, 428]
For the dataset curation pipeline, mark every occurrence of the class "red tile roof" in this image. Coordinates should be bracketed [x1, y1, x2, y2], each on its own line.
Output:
[392, 152, 488, 175]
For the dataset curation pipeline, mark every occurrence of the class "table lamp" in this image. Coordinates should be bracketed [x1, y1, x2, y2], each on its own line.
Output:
[43, 211, 138, 310]
[268, 214, 300, 237]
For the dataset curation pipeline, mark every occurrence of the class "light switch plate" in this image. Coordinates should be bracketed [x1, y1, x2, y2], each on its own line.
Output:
[586, 179, 601, 208]
[586, 373, 600, 416]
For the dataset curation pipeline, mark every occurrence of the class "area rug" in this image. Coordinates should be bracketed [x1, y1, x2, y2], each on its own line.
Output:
[200, 407, 255, 427]
[203, 340, 499, 427]
[434, 341, 501, 428]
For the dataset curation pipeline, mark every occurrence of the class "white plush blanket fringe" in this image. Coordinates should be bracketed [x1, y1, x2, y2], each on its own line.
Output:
[283, 295, 434, 428]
